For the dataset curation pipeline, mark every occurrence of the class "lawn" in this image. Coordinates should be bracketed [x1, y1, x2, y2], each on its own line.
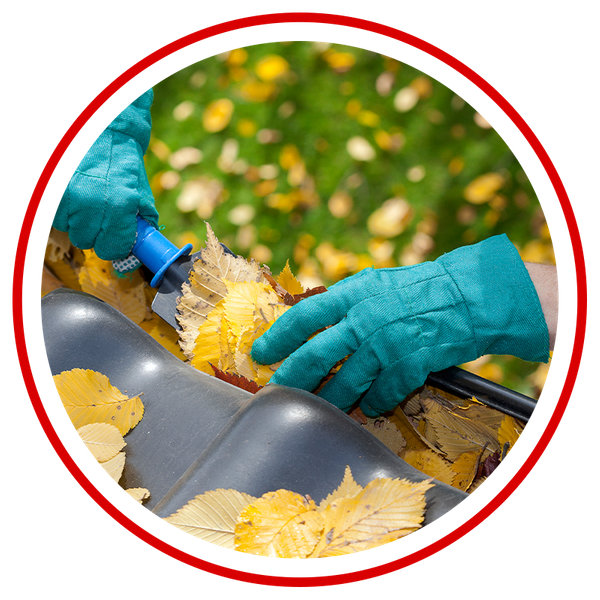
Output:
[143, 41, 553, 397]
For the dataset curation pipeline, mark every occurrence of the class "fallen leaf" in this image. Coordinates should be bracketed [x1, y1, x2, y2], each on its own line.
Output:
[479, 451, 501, 479]
[76, 422, 126, 463]
[276, 260, 305, 295]
[165, 489, 256, 550]
[210, 365, 263, 394]
[363, 418, 407, 457]
[78, 250, 147, 324]
[310, 477, 433, 557]
[235, 490, 324, 558]
[42, 265, 65, 296]
[498, 414, 521, 451]
[285, 285, 328, 306]
[139, 314, 187, 360]
[54, 368, 144, 435]
[420, 397, 500, 462]
[391, 406, 441, 455]
[450, 450, 481, 492]
[319, 465, 363, 510]
[403, 449, 455, 486]
[176, 223, 268, 358]
[101, 451, 126, 482]
[126, 488, 151, 504]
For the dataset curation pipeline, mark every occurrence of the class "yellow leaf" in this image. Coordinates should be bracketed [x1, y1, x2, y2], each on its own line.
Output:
[202, 98, 234, 133]
[222, 280, 283, 341]
[239, 80, 277, 102]
[367, 198, 413, 237]
[279, 144, 302, 170]
[76, 422, 126, 463]
[276, 260, 304, 295]
[255, 55, 289, 81]
[165, 489, 256, 550]
[235, 490, 324, 558]
[78, 250, 147, 324]
[190, 306, 227, 374]
[421, 397, 500, 462]
[310, 477, 433, 557]
[390, 406, 441, 455]
[126, 488, 151, 504]
[323, 50, 356, 73]
[403, 449, 455, 487]
[43, 256, 82, 291]
[45, 228, 72, 262]
[138, 314, 186, 361]
[234, 321, 282, 386]
[101, 451, 126, 482]
[450, 450, 481, 491]
[54, 368, 144, 435]
[498, 415, 521, 452]
[463, 172, 504, 204]
[176, 223, 268, 359]
[319, 465, 363, 510]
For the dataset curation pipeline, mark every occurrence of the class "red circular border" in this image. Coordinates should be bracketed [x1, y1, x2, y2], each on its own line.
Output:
[13, 12, 586, 587]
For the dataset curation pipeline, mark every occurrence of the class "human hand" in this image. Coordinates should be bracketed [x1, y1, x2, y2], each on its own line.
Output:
[53, 89, 159, 261]
[252, 235, 549, 417]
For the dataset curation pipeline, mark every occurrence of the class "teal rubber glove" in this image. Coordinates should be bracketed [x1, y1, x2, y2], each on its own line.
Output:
[53, 89, 159, 261]
[252, 235, 550, 417]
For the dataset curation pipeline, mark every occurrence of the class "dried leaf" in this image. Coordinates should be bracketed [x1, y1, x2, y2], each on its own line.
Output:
[403, 449, 455, 486]
[54, 368, 144, 435]
[276, 260, 305, 295]
[391, 406, 442, 455]
[126, 488, 151, 504]
[222, 280, 287, 341]
[480, 451, 501, 478]
[101, 451, 126, 482]
[421, 397, 500, 462]
[189, 305, 228, 374]
[165, 489, 256, 550]
[285, 286, 328, 306]
[176, 223, 268, 358]
[46, 228, 72, 262]
[451, 401, 506, 430]
[498, 414, 521, 451]
[363, 418, 407, 456]
[76, 422, 126, 463]
[139, 314, 186, 360]
[210, 365, 263, 394]
[42, 265, 65, 296]
[319, 465, 363, 510]
[78, 250, 147, 324]
[189, 279, 288, 385]
[310, 477, 433, 557]
[235, 490, 324, 558]
[450, 450, 481, 492]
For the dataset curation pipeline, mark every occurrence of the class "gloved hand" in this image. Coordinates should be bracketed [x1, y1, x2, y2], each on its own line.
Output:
[53, 89, 159, 261]
[252, 234, 550, 417]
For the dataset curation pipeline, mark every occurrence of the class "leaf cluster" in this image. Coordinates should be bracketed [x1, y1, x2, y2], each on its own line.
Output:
[43, 228, 186, 360]
[54, 368, 150, 502]
[385, 387, 524, 493]
[165, 466, 433, 557]
[176, 222, 326, 389]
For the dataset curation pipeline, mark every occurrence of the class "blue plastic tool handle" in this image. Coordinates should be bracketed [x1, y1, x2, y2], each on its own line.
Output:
[132, 216, 193, 288]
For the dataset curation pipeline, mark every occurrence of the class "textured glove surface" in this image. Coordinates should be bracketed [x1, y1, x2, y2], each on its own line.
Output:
[53, 89, 159, 260]
[252, 235, 549, 417]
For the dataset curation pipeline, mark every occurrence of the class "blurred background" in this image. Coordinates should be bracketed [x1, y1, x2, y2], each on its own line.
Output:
[144, 41, 554, 398]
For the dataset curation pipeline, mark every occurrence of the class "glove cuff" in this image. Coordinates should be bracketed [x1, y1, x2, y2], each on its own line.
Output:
[437, 234, 550, 363]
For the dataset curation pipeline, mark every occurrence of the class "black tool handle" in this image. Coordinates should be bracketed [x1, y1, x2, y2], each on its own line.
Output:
[425, 366, 536, 422]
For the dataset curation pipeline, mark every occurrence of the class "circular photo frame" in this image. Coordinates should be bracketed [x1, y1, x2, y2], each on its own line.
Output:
[15, 13, 585, 586]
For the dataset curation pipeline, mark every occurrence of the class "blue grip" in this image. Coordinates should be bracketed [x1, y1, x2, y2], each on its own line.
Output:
[132, 216, 192, 287]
